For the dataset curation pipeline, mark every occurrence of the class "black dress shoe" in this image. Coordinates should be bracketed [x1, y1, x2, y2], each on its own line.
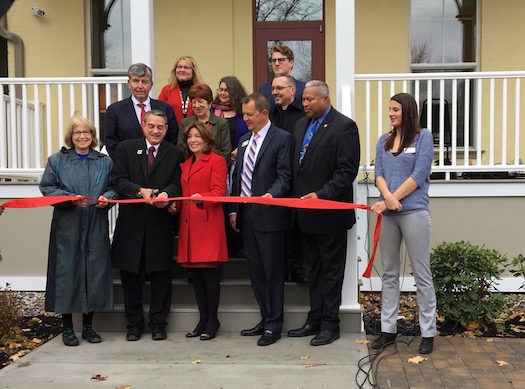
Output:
[241, 325, 264, 336]
[310, 330, 340, 346]
[287, 324, 319, 337]
[152, 327, 167, 340]
[126, 327, 143, 341]
[186, 329, 204, 338]
[419, 337, 434, 354]
[372, 332, 397, 349]
[257, 330, 281, 346]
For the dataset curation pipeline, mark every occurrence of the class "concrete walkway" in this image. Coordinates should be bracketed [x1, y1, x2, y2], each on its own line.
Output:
[0, 331, 370, 389]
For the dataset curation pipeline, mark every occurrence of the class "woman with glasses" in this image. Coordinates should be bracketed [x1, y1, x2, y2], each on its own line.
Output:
[158, 56, 204, 125]
[39, 116, 118, 347]
[177, 83, 232, 162]
[211, 76, 249, 165]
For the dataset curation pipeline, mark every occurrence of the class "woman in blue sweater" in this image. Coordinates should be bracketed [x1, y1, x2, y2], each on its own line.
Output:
[370, 93, 436, 354]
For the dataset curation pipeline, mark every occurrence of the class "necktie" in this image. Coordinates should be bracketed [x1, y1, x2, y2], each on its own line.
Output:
[299, 120, 319, 163]
[241, 134, 259, 197]
[138, 103, 146, 125]
[148, 146, 155, 172]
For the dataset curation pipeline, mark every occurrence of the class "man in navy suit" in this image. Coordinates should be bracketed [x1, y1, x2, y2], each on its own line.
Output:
[258, 45, 305, 109]
[104, 63, 177, 160]
[287, 80, 360, 346]
[229, 93, 292, 346]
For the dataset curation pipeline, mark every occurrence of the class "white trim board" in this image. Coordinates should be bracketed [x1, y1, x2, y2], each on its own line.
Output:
[3, 276, 524, 293]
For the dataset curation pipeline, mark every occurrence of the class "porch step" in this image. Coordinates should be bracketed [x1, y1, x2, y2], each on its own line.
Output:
[103, 255, 363, 334]
[112, 279, 310, 306]
[86, 304, 363, 333]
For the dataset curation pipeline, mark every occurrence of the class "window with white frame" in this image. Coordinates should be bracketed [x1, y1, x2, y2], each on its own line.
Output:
[410, 0, 476, 147]
[90, 0, 132, 142]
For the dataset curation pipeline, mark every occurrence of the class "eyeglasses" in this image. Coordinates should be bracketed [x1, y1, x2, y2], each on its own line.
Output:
[72, 130, 91, 137]
[271, 86, 292, 91]
[270, 57, 289, 64]
[176, 65, 192, 71]
[217, 88, 229, 93]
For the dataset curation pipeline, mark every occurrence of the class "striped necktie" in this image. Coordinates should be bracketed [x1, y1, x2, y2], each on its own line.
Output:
[241, 134, 259, 197]
[148, 146, 155, 172]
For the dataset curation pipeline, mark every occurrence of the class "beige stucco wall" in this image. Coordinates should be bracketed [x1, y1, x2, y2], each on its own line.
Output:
[0, 198, 51, 277]
[6, 1, 87, 77]
[366, 195, 525, 278]
[153, 0, 253, 96]
[477, 0, 525, 166]
[479, 0, 525, 71]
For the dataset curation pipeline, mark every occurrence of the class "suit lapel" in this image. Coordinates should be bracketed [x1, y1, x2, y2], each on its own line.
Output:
[126, 98, 143, 137]
[150, 141, 168, 174]
[135, 139, 148, 178]
[255, 126, 274, 166]
[299, 109, 335, 166]
[188, 153, 209, 178]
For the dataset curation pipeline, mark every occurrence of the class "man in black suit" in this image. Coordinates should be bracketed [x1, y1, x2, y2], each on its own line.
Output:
[287, 80, 360, 346]
[258, 45, 306, 108]
[269, 73, 307, 284]
[111, 110, 184, 341]
[104, 63, 178, 159]
[229, 93, 292, 346]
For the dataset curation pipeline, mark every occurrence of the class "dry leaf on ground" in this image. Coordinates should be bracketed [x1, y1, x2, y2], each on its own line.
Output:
[90, 374, 107, 382]
[356, 339, 369, 344]
[299, 355, 309, 360]
[192, 359, 203, 364]
[115, 385, 132, 389]
[304, 363, 318, 368]
[408, 356, 428, 364]
[496, 360, 508, 366]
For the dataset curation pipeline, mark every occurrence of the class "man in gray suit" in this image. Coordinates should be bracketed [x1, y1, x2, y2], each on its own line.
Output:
[229, 93, 292, 346]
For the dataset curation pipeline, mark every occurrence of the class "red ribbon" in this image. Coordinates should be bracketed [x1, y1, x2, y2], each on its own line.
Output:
[0, 195, 380, 278]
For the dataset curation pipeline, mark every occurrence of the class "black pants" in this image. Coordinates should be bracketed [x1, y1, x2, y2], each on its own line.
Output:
[120, 268, 172, 330]
[301, 230, 348, 332]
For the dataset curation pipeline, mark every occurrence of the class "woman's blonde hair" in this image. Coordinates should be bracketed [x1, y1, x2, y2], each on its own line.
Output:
[169, 56, 204, 87]
[64, 115, 99, 149]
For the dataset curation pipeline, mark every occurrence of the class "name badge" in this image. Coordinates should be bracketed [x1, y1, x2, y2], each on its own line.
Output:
[404, 147, 416, 154]
[241, 140, 249, 148]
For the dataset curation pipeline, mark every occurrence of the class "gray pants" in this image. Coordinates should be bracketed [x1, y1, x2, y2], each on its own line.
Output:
[379, 210, 436, 337]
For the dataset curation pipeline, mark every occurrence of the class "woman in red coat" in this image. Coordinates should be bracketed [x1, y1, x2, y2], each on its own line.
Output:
[173, 121, 228, 340]
[158, 56, 204, 126]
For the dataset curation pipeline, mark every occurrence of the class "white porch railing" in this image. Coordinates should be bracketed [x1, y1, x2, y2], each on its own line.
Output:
[0, 72, 524, 181]
[0, 76, 128, 180]
[352, 71, 525, 180]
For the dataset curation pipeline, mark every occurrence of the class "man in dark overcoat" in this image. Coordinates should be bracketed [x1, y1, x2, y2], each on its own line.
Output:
[112, 110, 184, 341]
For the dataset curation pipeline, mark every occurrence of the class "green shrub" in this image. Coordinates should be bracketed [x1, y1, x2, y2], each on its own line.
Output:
[510, 254, 525, 289]
[430, 241, 506, 329]
[0, 283, 21, 338]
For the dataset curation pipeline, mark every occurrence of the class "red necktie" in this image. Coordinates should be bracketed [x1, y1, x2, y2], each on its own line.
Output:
[148, 146, 155, 172]
[138, 103, 146, 124]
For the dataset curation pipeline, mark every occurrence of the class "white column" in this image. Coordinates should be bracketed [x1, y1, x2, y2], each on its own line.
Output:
[335, 0, 360, 311]
[129, 0, 155, 91]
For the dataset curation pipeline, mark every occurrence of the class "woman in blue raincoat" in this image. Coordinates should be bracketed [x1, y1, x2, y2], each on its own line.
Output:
[39, 116, 118, 346]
